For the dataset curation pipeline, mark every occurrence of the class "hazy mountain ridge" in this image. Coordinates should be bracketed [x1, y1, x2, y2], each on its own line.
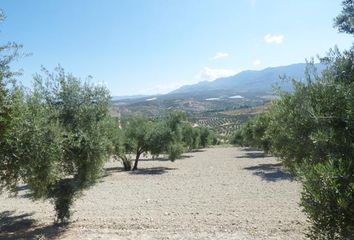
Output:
[112, 63, 325, 117]
[171, 63, 324, 95]
[113, 63, 324, 102]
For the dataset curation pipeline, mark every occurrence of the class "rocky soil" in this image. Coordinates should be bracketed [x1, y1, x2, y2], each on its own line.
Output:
[0, 147, 308, 239]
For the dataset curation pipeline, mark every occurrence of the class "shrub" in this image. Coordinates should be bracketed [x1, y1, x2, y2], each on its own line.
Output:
[199, 127, 214, 148]
[301, 159, 354, 239]
[230, 129, 244, 146]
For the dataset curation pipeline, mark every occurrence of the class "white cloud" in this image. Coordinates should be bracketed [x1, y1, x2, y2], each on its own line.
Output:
[253, 59, 261, 66]
[136, 67, 237, 95]
[195, 67, 237, 81]
[264, 34, 284, 44]
[211, 52, 229, 60]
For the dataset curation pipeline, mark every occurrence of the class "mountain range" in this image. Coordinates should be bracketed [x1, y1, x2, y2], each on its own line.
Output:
[170, 63, 323, 95]
[112, 63, 325, 116]
[114, 62, 324, 102]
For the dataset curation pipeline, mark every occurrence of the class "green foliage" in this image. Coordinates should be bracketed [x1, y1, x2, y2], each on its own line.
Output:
[148, 121, 174, 156]
[24, 67, 112, 223]
[335, 0, 354, 35]
[19, 94, 64, 199]
[121, 115, 154, 170]
[48, 179, 77, 224]
[115, 111, 219, 170]
[165, 111, 187, 132]
[163, 111, 186, 152]
[107, 117, 131, 170]
[181, 124, 218, 149]
[234, 114, 271, 152]
[1, 63, 113, 223]
[229, 129, 244, 146]
[0, 11, 25, 192]
[233, 3, 354, 235]
[119, 111, 188, 170]
[301, 159, 354, 239]
[167, 143, 184, 161]
[182, 124, 200, 150]
[192, 128, 201, 148]
[238, 59, 354, 238]
[0, 85, 26, 192]
[240, 57, 354, 238]
[199, 127, 213, 148]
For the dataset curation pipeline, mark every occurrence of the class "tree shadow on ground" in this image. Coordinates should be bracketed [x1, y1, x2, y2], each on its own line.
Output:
[10, 184, 33, 199]
[0, 211, 67, 240]
[140, 154, 193, 162]
[241, 147, 260, 151]
[243, 163, 293, 182]
[236, 151, 268, 159]
[129, 167, 177, 175]
[104, 166, 125, 174]
[16, 185, 30, 191]
[19, 192, 33, 199]
[175, 154, 193, 160]
[190, 149, 206, 153]
[99, 166, 125, 179]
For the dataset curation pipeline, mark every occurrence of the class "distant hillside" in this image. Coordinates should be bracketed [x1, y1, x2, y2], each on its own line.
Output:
[111, 95, 151, 101]
[171, 63, 324, 95]
[112, 62, 326, 119]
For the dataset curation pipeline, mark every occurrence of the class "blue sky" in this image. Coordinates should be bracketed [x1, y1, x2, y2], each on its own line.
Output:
[1, 0, 353, 96]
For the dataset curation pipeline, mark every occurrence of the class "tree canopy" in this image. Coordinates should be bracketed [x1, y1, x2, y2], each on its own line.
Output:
[1, 65, 114, 223]
[233, 2, 354, 236]
[335, 0, 354, 35]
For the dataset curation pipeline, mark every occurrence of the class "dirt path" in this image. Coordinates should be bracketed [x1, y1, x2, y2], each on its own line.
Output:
[0, 147, 308, 239]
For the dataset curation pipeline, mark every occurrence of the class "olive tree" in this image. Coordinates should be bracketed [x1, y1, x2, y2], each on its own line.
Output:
[182, 124, 200, 151]
[335, 0, 354, 35]
[237, 60, 354, 239]
[199, 127, 217, 148]
[232, 2, 354, 237]
[121, 115, 156, 171]
[0, 11, 114, 223]
[118, 111, 187, 171]
[108, 117, 131, 170]
[27, 67, 113, 223]
[1, 66, 113, 223]
[233, 114, 271, 152]
[240, 36, 354, 240]
[163, 111, 187, 159]
[263, 59, 354, 238]
[0, 10, 26, 193]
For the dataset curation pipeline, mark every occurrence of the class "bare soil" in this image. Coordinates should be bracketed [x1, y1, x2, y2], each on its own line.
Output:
[0, 147, 308, 239]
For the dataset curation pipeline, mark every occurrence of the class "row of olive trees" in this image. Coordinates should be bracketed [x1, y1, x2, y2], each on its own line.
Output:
[230, 2, 354, 238]
[109, 111, 217, 171]
[0, 11, 115, 222]
[1, 66, 216, 224]
[0, 10, 218, 225]
[233, 59, 354, 239]
[0, 9, 220, 226]
[1, 64, 216, 223]
[1, 62, 216, 224]
[1, 66, 113, 223]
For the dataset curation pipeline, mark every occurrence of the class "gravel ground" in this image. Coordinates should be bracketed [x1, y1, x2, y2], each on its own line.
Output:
[0, 147, 308, 239]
